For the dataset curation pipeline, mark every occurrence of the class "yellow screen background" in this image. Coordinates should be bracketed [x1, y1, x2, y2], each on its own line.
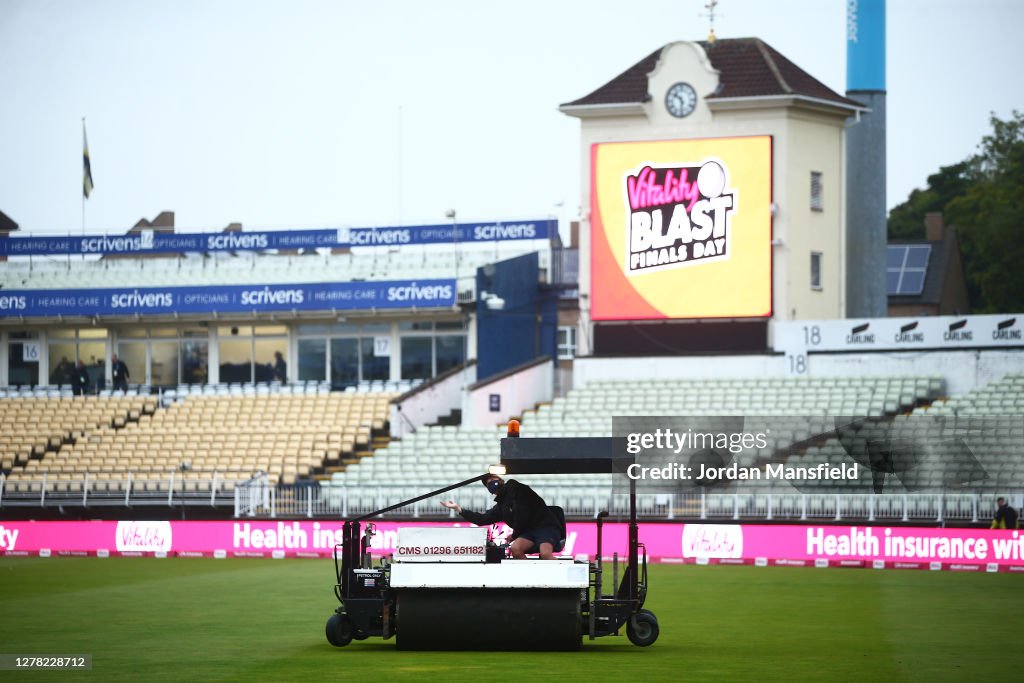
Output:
[592, 136, 772, 319]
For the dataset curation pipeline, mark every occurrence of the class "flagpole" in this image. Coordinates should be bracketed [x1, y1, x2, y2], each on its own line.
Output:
[81, 117, 86, 262]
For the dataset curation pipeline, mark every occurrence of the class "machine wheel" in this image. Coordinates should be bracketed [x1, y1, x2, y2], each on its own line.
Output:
[626, 609, 659, 647]
[326, 613, 354, 647]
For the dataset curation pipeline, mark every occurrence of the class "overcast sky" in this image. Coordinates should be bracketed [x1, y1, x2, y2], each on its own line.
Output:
[0, 0, 1021, 238]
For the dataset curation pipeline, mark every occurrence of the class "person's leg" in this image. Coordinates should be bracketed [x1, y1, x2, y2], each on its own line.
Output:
[509, 537, 535, 559]
[537, 542, 555, 560]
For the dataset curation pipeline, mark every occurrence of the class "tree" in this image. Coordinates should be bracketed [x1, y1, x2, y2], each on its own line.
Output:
[887, 161, 970, 240]
[887, 111, 1024, 312]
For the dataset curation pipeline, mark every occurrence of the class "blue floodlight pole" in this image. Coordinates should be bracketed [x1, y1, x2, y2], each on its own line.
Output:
[845, 0, 887, 317]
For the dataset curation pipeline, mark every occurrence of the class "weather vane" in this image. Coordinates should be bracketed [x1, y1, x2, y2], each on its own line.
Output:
[703, 0, 719, 44]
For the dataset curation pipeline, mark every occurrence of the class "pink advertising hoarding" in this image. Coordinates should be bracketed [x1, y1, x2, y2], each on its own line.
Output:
[1, 520, 1022, 572]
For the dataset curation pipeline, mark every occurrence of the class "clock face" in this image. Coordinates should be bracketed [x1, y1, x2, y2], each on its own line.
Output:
[665, 82, 697, 118]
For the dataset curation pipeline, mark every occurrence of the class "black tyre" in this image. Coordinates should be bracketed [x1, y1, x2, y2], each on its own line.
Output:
[626, 609, 659, 647]
[326, 613, 353, 647]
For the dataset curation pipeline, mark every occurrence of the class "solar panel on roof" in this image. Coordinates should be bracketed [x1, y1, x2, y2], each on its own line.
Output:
[886, 244, 931, 296]
[898, 270, 926, 295]
[886, 246, 906, 269]
[904, 245, 931, 269]
[886, 271, 901, 293]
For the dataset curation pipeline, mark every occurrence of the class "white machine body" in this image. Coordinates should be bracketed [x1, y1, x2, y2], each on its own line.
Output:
[390, 559, 589, 589]
[393, 527, 487, 563]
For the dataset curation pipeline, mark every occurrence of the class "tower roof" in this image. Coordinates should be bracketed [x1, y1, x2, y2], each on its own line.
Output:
[561, 38, 863, 111]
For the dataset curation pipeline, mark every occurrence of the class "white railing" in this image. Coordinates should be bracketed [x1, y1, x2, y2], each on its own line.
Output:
[2, 474, 1013, 523]
[0, 470, 253, 507]
[234, 472, 273, 517]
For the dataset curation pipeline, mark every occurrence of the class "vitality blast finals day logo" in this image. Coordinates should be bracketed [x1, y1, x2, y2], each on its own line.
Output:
[624, 159, 736, 275]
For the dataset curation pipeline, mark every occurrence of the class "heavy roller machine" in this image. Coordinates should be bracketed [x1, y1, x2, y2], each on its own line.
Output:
[325, 424, 659, 650]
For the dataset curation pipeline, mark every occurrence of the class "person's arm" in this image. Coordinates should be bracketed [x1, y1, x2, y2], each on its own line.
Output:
[461, 504, 502, 526]
[441, 500, 501, 526]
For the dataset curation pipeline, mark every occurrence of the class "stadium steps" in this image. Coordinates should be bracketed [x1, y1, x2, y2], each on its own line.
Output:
[315, 431, 391, 477]
[431, 408, 463, 427]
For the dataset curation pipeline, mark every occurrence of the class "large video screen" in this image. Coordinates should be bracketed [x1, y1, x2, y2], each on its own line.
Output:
[590, 136, 772, 320]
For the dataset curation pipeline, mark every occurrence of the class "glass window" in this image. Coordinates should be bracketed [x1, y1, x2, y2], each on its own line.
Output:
[150, 327, 177, 338]
[48, 329, 75, 339]
[435, 335, 465, 374]
[810, 171, 823, 212]
[254, 338, 287, 383]
[557, 327, 577, 360]
[78, 328, 108, 340]
[254, 325, 288, 336]
[359, 323, 390, 334]
[9, 331, 38, 340]
[181, 326, 208, 338]
[219, 325, 251, 338]
[117, 326, 148, 338]
[298, 339, 327, 381]
[79, 341, 107, 390]
[219, 339, 252, 383]
[151, 341, 179, 387]
[810, 252, 822, 290]
[118, 342, 147, 386]
[297, 324, 331, 335]
[399, 321, 433, 331]
[7, 343, 39, 386]
[401, 337, 432, 380]
[436, 320, 466, 331]
[48, 343, 76, 385]
[181, 341, 208, 385]
[331, 338, 360, 387]
[361, 337, 390, 382]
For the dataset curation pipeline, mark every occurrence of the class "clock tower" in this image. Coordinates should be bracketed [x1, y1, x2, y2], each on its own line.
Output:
[560, 39, 864, 356]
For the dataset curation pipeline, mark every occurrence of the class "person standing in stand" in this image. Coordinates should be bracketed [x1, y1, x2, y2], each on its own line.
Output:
[273, 351, 287, 383]
[111, 353, 130, 392]
[71, 359, 91, 396]
[991, 497, 1020, 529]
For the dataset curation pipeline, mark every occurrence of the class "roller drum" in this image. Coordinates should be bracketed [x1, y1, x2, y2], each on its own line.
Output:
[395, 589, 582, 651]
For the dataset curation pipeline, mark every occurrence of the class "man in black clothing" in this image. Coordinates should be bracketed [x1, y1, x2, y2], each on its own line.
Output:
[991, 497, 1019, 529]
[70, 360, 90, 396]
[273, 351, 287, 383]
[111, 353, 130, 392]
[441, 475, 562, 560]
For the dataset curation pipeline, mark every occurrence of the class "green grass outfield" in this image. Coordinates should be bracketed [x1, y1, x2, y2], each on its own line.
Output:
[1, 558, 1021, 682]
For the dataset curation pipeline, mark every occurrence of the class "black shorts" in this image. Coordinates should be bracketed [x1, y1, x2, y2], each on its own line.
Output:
[517, 526, 563, 552]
